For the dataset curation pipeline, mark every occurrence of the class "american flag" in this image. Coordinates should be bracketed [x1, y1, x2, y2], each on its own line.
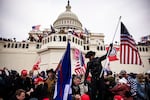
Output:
[73, 48, 86, 75]
[32, 25, 41, 30]
[50, 25, 55, 33]
[84, 28, 89, 35]
[120, 22, 143, 65]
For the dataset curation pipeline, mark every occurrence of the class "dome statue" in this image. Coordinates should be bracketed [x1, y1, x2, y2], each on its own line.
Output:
[53, 0, 82, 31]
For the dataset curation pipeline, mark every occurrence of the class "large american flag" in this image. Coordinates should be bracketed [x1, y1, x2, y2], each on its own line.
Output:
[73, 48, 86, 75]
[120, 22, 143, 65]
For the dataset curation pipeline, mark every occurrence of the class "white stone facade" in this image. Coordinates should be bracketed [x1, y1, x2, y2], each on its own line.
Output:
[0, 1, 149, 74]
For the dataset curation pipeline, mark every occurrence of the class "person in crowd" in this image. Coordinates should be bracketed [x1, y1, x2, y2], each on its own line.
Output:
[39, 71, 47, 80]
[119, 70, 137, 100]
[0, 68, 11, 99]
[0, 68, 20, 100]
[28, 70, 37, 90]
[14, 70, 33, 96]
[29, 77, 49, 100]
[136, 73, 147, 100]
[110, 77, 133, 100]
[45, 69, 56, 99]
[72, 75, 81, 100]
[84, 43, 113, 100]
[104, 70, 116, 100]
[10, 89, 26, 100]
[28, 70, 34, 80]
[145, 72, 150, 100]
[78, 74, 88, 95]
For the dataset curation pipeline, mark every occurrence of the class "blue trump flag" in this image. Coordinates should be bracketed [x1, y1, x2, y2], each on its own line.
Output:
[54, 41, 72, 100]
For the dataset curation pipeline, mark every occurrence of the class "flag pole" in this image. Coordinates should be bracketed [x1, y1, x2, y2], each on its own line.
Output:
[99, 16, 122, 78]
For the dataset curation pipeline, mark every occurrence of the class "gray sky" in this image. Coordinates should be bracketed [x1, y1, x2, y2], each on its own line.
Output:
[0, 0, 150, 44]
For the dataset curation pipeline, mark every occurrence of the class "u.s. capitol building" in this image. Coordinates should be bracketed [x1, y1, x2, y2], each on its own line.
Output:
[0, 1, 149, 74]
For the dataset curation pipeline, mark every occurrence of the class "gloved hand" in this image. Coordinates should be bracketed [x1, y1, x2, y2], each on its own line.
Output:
[109, 43, 113, 52]
[106, 43, 113, 55]
[109, 43, 113, 48]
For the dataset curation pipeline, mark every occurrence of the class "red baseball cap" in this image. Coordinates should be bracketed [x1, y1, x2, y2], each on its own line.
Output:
[114, 95, 123, 100]
[81, 94, 90, 100]
[21, 70, 28, 76]
[34, 77, 43, 84]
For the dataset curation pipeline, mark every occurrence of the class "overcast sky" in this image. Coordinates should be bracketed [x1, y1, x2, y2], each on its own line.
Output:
[0, 0, 150, 44]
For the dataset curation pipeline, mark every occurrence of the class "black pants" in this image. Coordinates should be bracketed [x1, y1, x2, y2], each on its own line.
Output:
[90, 78, 105, 100]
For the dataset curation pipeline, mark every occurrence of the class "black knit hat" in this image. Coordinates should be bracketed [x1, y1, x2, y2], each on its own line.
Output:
[85, 51, 95, 58]
[46, 69, 55, 74]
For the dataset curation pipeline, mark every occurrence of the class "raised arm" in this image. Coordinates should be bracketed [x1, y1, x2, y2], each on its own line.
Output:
[99, 43, 113, 61]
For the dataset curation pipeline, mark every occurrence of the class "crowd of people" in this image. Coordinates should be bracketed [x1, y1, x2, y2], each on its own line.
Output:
[0, 68, 56, 100]
[0, 37, 16, 42]
[0, 67, 150, 100]
[0, 47, 150, 100]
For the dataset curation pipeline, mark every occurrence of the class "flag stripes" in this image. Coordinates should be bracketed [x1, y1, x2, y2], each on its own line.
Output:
[53, 42, 72, 100]
[120, 22, 143, 65]
[73, 48, 86, 75]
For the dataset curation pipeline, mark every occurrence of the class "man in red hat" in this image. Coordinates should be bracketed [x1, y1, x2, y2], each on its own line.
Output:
[14, 70, 32, 94]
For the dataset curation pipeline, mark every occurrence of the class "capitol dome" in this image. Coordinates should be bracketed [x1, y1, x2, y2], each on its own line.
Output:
[53, 1, 82, 31]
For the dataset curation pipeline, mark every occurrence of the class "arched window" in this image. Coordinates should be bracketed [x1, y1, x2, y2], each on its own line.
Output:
[97, 46, 100, 50]
[78, 40, 80, 45]
[146, 48, 148, 52]
[36, 44, 39, 49]
[4, 44, 6, 48]
[139, 47, 141, 51]
[75, 38, 77, 44]
[84, 46, 86, 50]
[54, 36, 56, 41]
[59, 36, 62, 41]
[8, 43, 10, 48]
[15, 44, 17, 48]
[72, 37, 74, 42]
[63, 36, 66, 41]
[26, 44, 29, 48]
[143, 47, 145, 52]
[101, 46, 103, 50]
[48, 38, 49, 42]
[22, 44, 25, 48]
[87, 46, 89, 50]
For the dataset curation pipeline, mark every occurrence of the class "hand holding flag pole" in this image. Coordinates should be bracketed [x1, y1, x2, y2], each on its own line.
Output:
[99, 16, 122, 78]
